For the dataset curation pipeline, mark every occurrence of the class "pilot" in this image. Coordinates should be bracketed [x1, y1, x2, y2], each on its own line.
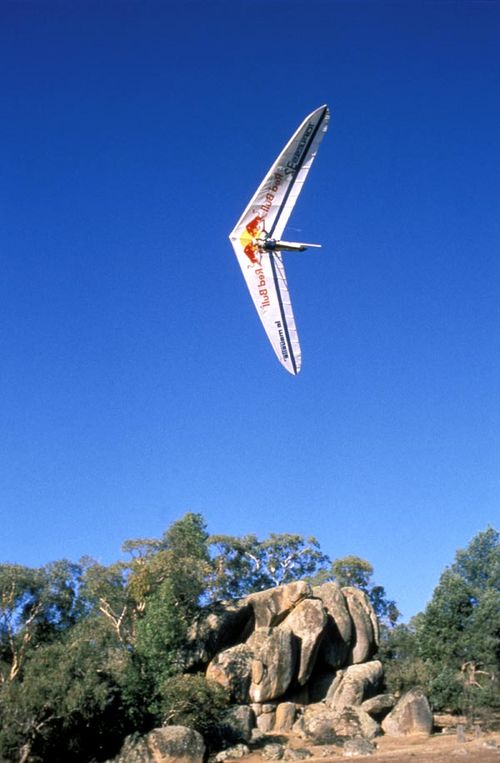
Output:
[262, 238, 277, 251]
[256, 230, 277, 251]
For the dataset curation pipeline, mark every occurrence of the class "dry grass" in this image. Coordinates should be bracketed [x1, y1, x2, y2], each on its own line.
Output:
[237, 729, 500, 763]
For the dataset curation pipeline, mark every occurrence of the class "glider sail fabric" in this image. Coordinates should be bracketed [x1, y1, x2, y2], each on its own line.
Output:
[229, 105, 329, 375]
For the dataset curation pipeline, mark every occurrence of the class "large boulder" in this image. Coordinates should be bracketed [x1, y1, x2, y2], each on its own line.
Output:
[262, 743, 285, 760]
[245, 582, 311, 628]
[112, 727, 205, 763]
[361, 693, 397, 720]
[247, 628, 296, 702]
[295, 705, 342, 746]
[298, 704, 379, 745]
[256, 704, 276, 732]
[187, 580, 385, 754]
[279, 598, 327, 684]
[206, 643, 254, 703]
[346, 587, 379, 647]
[382, 688, 433, 736]
[342, 588, 377, 664]
[328, 706, 380, 740]
[326, 661, 383, 711]
[217, 705, 255, 743]
[313, 583, 352, 669]
[342, 737, 376, 757]
[184, 600, 254, 669]
[215, 744, 249, 762]
[274, 701, 296, 731]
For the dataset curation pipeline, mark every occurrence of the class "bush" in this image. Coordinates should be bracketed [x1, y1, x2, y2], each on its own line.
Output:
[380, 621, 430, 696]
[159, 674, 229, 744]
[0, 629, 132, 763]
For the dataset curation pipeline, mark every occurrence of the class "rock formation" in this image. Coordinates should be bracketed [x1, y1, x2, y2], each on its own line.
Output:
[110, 581, 433, 762]
[179, 580, 389, 757]
[196, 581, 380, 712]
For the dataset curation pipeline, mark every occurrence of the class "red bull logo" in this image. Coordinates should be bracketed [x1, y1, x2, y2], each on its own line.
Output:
[240, 215, 263, 265]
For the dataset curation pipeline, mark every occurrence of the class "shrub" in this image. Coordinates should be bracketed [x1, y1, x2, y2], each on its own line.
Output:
[159, 674, 229, 743]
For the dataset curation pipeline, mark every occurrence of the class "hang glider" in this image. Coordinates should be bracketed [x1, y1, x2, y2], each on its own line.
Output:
[229, 105, 330, 375]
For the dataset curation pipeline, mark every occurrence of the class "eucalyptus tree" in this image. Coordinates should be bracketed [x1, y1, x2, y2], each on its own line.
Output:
[209, 532, 330, 600]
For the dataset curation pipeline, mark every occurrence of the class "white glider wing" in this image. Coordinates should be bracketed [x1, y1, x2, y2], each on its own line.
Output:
[229, 105, 329, 374]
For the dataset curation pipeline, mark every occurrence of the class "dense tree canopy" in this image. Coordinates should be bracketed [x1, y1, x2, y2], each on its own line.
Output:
[416, 527, 499, 711]
[0, 513, 215, 762]
[0, 560, 82, 684]
[379, 616, 429, 697]
[0, 623, 130, 763]
[209, 532, 329, 599]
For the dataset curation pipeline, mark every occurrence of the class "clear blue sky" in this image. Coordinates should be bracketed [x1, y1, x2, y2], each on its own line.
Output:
[1, 1, 499, 620]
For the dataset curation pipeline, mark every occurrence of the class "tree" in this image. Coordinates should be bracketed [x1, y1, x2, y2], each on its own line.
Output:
[0, 560, 81, 685]
[0, 621, 131, 763]
[209, 532, 330, 599]
[133, 578, 191, 687]
[0, 514, 216, 761]
[125, 512, 211, 614]
[79, 558, 134, 646]
[0, 559, 135, 762]
[417, 527, 500, 712]
[328, 556, 374, 589]
[452, 526, 500, 592]
[80, 513, 212, 652]
[379, 616, 430, 695]
[126, 514, 213, 721]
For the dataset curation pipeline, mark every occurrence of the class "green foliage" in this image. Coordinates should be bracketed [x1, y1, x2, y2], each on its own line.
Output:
[380, 618, 430, 695]
[134, 578, 190, 689]
[79, 558, 133, 645]
[418, 570, 473, 664]
[159, 674, 229, 743]
[453, 526, 500, 592]
[0, 560, 82, 684]
[126, 512, 211, 614]
[0, 621, 131, 763]
[416, 527, 500, 712]
[330, 555, 374, 589]
[126, 514, 213, 724]
[209, 532, 329, 599]
[0, 513, 213, 762]
[160, 512, 211, 613]
[427, 665, 465, 711]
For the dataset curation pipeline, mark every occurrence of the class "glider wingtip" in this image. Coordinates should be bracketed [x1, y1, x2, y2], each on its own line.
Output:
[284, 362, 301, 376]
